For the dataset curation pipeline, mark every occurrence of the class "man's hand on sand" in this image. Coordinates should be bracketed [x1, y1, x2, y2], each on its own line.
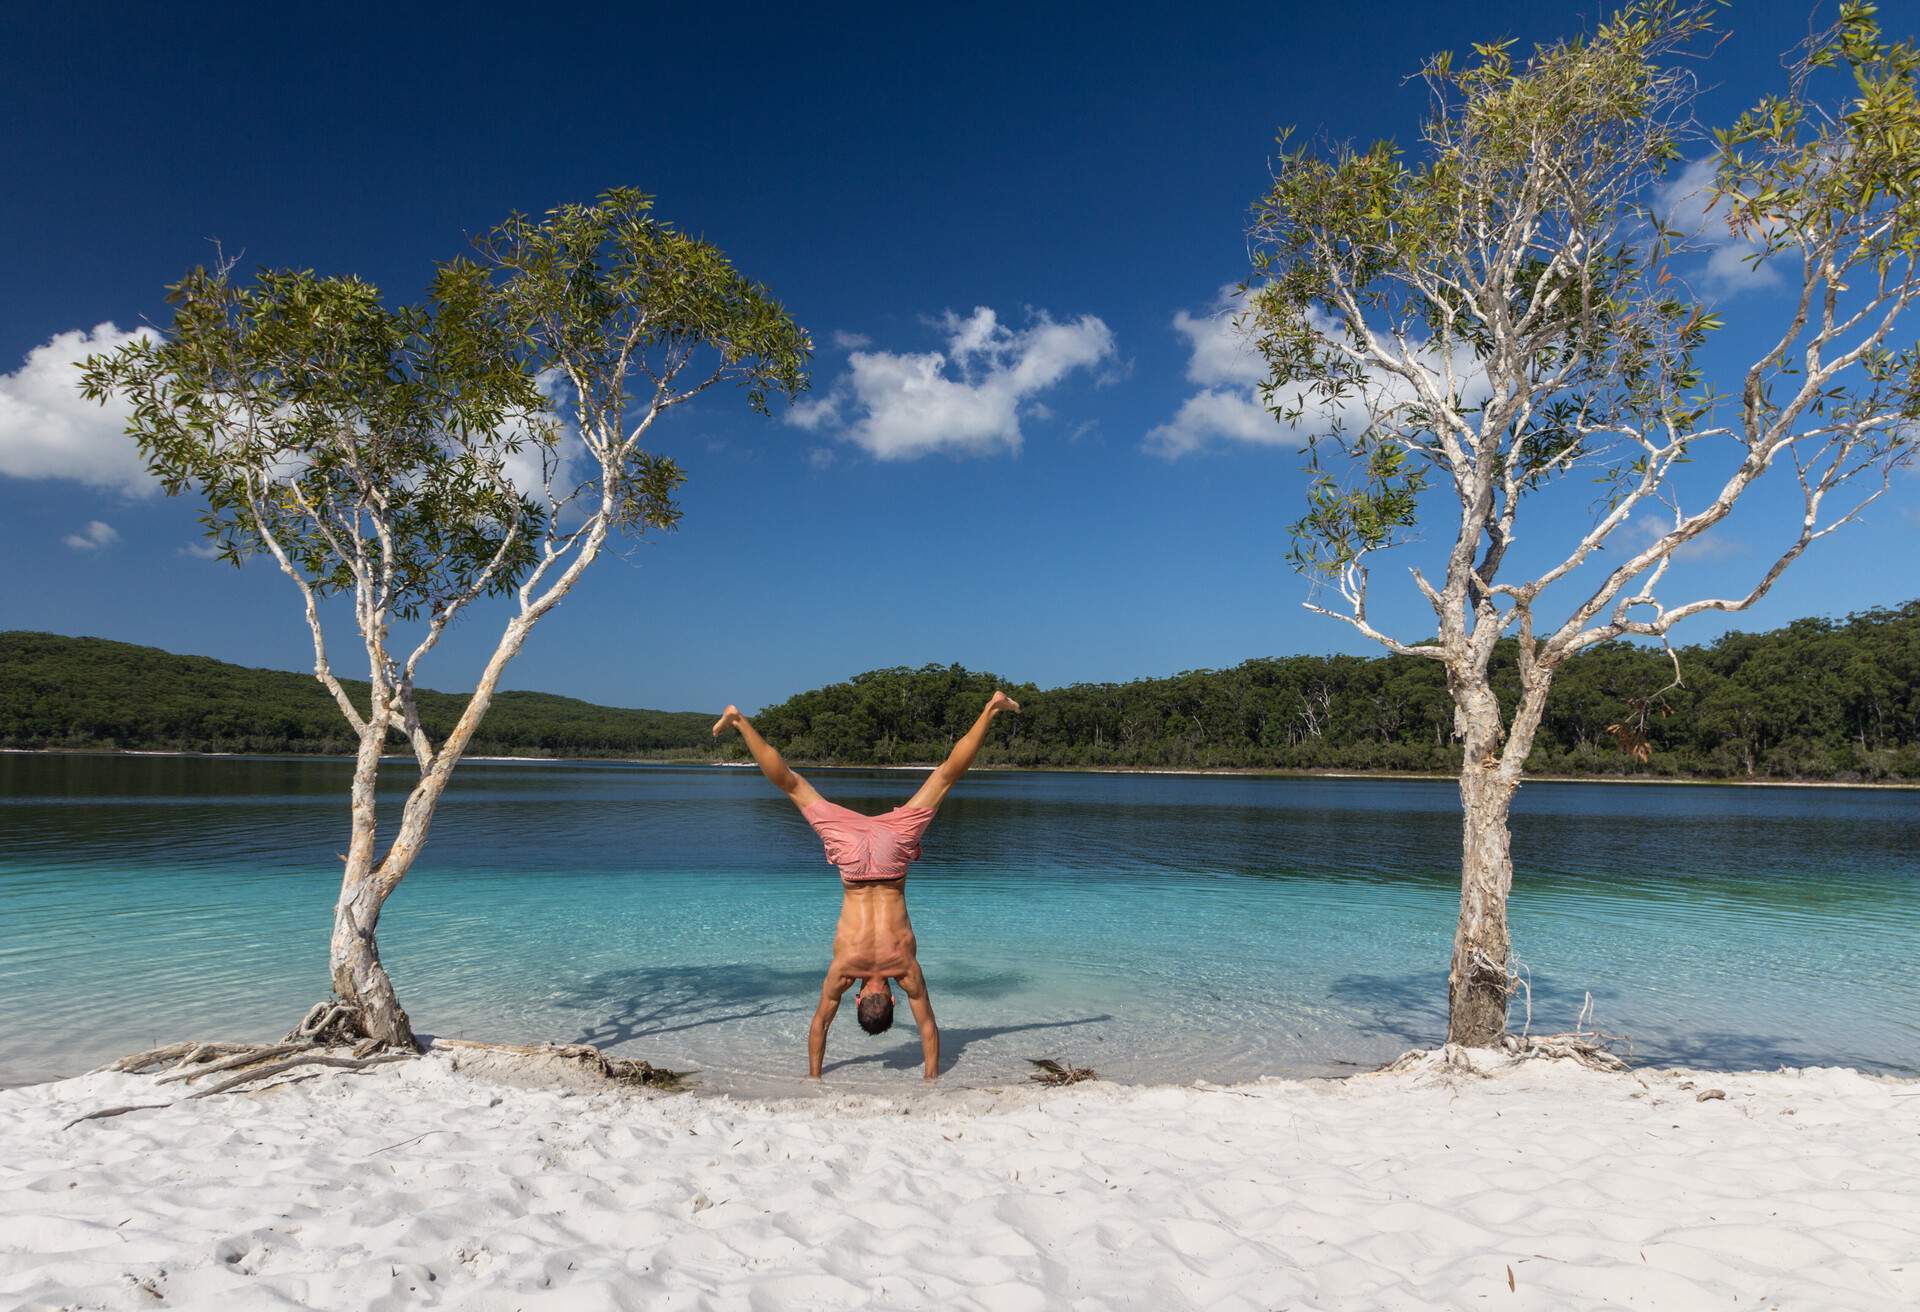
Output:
[712, 705, 743, 737]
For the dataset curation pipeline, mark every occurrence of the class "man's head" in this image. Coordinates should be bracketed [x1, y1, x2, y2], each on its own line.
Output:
[855, 978, 894, 1035]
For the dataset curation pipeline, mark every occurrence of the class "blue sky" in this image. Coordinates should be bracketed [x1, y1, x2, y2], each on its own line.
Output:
[2, 2, 1915, 713]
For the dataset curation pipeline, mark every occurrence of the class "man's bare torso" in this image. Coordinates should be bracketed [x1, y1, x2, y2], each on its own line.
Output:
[829, 880, 918, 981]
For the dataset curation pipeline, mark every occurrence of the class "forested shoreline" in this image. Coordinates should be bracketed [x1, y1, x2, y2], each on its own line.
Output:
[744, 603, 1920, 782]
[4, 602, 1917, 781]
[0, 633, 715, 760]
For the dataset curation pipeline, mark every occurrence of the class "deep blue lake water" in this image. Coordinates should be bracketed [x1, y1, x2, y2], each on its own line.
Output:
[2, 753, 1915, 1092]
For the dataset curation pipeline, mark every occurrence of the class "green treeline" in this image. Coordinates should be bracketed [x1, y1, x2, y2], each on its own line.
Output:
[0, 633, 715, 759]
[745, 603, 1920, 782]
[5, 603, 1918, 779]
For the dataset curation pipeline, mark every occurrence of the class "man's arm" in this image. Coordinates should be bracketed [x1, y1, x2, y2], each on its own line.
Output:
[808, 970, 851, 1078]
[898, 964, 940, 1082]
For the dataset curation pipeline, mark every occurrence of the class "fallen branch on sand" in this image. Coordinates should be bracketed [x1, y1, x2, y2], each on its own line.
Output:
[431, 1038, 688, 1090]
[60, 1103, 171, 1131]
[1028, 1057, 1098, 1087]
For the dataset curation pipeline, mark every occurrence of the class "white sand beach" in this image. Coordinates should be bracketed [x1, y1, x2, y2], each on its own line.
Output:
[3, 1050, 1916, 1311]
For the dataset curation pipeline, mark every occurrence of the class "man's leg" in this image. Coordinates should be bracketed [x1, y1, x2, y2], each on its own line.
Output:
[714, 706, 823, 810]
[907, 691, 1019, 811]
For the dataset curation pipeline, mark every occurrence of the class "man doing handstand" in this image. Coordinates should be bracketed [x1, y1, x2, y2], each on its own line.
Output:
[712, 691, 1019, 1082]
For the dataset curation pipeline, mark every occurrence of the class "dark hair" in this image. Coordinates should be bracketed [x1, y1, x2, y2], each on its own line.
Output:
[856, 989, 894, 1035]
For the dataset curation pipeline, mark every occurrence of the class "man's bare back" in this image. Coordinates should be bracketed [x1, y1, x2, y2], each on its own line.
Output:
[831, 880, 918, 980]
[711, 690, 1019, 1082]
[813, 881, 938, 1080]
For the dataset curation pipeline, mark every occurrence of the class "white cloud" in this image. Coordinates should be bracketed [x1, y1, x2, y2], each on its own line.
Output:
[1622, 510, 1743, 561]
[0, 323, 160, 496]
[178, 541, 224, 559]
[785, 392, 843, 431]
[830, 330, 872, 351]
[1148, 387, 1279, 454]
[1655, 157, 1781, 295]
[494, 367, 583, 501]
[790, 306, 1115, 460]
[1147, 288, 1492, 459]
[1146, 290, 1301, 457]
[807, 446, 835, 470]
[1173, 302, 1267, 388]
[62, 520, 120, 551]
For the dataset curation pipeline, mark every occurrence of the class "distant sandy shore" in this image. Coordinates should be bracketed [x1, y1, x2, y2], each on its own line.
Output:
[9, 746, 1918, 790]
[4, 1049, 1914, 1309]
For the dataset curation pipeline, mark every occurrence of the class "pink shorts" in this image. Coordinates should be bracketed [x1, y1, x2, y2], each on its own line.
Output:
[802, 800, 936, 882]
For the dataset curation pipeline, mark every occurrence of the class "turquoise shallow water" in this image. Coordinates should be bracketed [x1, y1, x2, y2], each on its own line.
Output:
[2, 753, 1916, 1092]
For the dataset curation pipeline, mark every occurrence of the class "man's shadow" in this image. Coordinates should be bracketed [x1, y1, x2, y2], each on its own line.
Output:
[560, 963, 818, 1048]
[823, 1014, 1114, 1076]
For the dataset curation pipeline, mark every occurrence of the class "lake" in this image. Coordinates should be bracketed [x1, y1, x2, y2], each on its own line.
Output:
[2, 753, 1916, 1093]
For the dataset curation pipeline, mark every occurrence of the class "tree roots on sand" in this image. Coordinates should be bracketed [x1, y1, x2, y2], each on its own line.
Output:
[1382, 1031, 1632, 1078]
[66, 1001, 685, 1130]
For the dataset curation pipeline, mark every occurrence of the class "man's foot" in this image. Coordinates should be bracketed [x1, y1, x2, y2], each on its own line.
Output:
[712, 705, 743, 737]
[988, 690, 1021, 716]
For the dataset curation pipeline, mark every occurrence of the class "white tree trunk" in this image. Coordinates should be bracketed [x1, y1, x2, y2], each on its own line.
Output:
[330, 871, 415, 1048]
[1443, 659, 1556, 1047]
[1444, 669, 1519, 1046]
[326, 720, 417, 1048]
[319, 617, 542, 1048]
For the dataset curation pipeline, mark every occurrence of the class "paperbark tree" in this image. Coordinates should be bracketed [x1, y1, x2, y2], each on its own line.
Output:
[82, 190, 809, 1049]
[1248, 4, 1919, 1045]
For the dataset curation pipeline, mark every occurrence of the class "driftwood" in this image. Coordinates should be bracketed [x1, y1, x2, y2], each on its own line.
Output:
[62, 1103, 171, 1131]
[432, 1037, 687, 1089]
[1027, 1057, 1097, 1087]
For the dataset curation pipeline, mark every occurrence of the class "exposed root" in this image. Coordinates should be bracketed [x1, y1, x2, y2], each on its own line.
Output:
[74, 1009, 686, 1131]
[1502, 991, 1634, 1072]
[184, 1052, 412, 1100]
[432, 1038, 688, 1090]
[1496, 1031, 1633, 1073]
[1381, 1043, 1492, 1078]
[106, 1042, 257, 1076]
[1383, 991, 1634, 1079]
[72, 998, 428, 1130]
[285, 1000, 376, 1047]
[1027, 1057, 1098, 1087]
[154, 1041, 315, 1087]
